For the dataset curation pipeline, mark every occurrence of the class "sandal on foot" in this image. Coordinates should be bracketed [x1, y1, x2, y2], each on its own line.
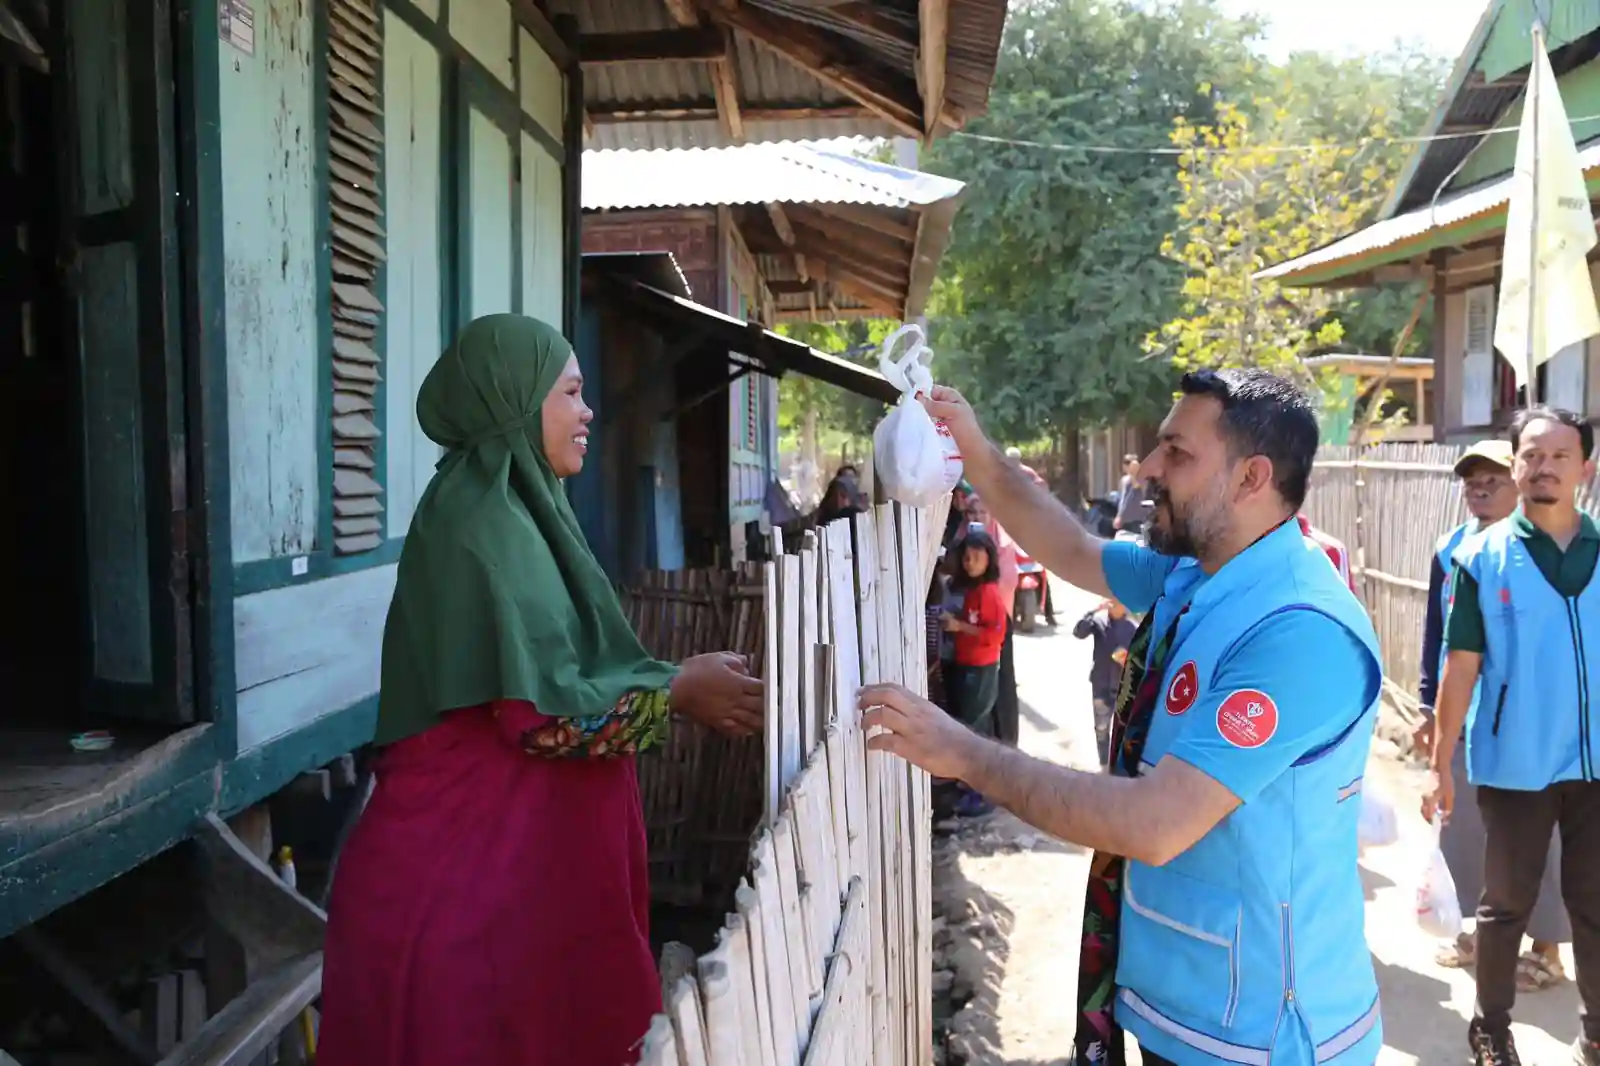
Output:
[1436, 938, 1475, 969]
[1516, 951, 1565, 992]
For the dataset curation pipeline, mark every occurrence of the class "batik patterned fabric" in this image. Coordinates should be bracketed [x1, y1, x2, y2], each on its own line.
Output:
[496, 687, 673, 757]
[1073, 606, 1185, 1066]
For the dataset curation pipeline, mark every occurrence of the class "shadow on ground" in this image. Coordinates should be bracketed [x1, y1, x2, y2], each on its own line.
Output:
[932, 808, 1088, 1066]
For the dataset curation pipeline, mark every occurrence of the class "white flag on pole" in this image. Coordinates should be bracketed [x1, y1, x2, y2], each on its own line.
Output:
[1494, 29, 1600, 389]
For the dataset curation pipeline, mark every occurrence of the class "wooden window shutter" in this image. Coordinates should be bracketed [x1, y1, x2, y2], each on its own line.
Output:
[328, 0, 386, 554]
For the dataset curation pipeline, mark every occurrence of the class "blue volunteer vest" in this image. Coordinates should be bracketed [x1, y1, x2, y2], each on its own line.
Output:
[1114, 521, 1383, 1066]
[1456, 519, 1600, 790]
[1435, 522, 1483, 735]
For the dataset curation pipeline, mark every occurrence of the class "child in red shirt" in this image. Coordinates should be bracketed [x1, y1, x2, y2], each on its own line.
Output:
[942, 530, 1007, 815]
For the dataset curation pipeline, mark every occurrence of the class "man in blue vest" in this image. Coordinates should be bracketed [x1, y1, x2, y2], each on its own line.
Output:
[1414, 440, 1570, 986]
[861, 368, 1383, 1065]
[1427, 406, 1600, 1066]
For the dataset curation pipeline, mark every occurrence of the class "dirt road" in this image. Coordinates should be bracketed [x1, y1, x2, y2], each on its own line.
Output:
[932, 581, 1581, 1065]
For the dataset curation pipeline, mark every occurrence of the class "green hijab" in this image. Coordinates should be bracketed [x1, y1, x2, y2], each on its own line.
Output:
[374, 314, 678, 745]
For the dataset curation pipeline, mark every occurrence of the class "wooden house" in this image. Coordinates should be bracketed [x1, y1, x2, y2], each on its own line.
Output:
[580, 142, 965, 568]
[0, 0, 1005, 1059]
[1259, 0, 1600, 442]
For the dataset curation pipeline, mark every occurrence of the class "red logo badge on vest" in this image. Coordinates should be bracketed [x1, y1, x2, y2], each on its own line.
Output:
[1166, 661, 1199, 716]
[1216, 689, 1278, 749]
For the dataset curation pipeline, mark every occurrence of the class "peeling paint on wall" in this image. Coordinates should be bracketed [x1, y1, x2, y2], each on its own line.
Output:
[220, 0, 319, 563]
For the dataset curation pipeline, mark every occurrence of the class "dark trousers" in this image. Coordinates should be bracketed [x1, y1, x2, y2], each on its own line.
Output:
[994, 626, 1019, 747]
[1475, 780, 1600, 1040]
[945, 662, 1000, 737]
[1141, 1049, 1177, 1066]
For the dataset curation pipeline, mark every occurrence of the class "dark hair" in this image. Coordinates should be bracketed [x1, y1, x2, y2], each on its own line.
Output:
[1510, 405, 1594, 458]
[1179, 368, 1319, 510]
[950, 530, 1000, 589]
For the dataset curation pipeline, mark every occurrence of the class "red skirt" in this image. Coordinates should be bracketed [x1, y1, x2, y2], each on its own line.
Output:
[317, 705, 661, 1066]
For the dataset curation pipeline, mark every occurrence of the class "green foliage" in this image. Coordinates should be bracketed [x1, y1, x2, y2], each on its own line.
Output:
[775, 318, 896, 452]
[915, 0, 1448, 442]
[921, 0, 1267, 442]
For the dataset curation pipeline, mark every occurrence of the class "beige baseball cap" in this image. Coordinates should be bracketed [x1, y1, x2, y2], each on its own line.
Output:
[1453, 439, 1513, 475]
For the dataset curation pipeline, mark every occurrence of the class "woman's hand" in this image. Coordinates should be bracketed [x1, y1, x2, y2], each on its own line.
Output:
[670, 652, 764, 738]
[941, 611, 963, 633]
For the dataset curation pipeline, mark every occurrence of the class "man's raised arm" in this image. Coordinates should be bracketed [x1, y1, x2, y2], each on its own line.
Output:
[923, 386, 1111, 597]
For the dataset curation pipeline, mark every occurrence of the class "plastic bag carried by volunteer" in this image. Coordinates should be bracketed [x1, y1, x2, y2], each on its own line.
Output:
[872, 323, 964, 507]
[1414, 813, 1463, 939]
[1357, 787, 1399, 850]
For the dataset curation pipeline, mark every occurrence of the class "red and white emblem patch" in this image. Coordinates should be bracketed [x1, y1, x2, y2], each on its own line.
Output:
[1165, 661, 1199, 716]
[1217, 689, 1278, 749]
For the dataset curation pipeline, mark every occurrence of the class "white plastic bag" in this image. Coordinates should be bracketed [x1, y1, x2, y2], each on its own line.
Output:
[871, 323, 964, 506]
[1357, 787, 1399, 850]
[1414, 813, 1463, 939]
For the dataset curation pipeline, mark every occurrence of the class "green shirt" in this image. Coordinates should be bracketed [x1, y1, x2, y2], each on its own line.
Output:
[1445, 509, 1600, 653]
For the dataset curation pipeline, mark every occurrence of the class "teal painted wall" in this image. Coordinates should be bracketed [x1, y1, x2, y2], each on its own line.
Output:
[218, 0, 320, 563]
[468, 107, 515, 318]
[450, 0, 514, 89]
[384, 11, 445, 536]
[521, 132, 564, 326]
[1452, 60, 1600, 190]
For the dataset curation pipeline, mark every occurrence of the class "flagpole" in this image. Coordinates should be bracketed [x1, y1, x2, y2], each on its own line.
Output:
[1525, 20, 1543, 411]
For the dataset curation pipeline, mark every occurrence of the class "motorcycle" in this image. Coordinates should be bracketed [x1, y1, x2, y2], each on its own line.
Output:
[1013, 548, 1048, 634]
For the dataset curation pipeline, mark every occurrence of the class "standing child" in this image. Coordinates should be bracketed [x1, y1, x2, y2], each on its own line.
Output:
[943, 529, 1008, 816]
[1072, 598, 1136, 768]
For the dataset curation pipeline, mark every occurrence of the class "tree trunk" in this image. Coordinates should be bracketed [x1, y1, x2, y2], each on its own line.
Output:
[1059, 421, 1083, 510]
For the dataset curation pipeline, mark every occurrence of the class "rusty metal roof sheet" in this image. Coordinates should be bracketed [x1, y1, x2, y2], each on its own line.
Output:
[581, 142, 965, 210]
[558, 0, 1006, 150]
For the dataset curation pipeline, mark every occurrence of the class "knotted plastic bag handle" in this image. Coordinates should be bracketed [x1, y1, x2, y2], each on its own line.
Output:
[878, 322, 934, 400]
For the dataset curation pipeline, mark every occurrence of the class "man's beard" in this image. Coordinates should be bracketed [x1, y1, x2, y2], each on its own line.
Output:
[1145, 478, 1231, 558]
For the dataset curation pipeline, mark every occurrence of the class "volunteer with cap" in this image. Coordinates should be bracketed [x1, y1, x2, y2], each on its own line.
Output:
[1414, 439, 1569, 989]
[1427, 407, 1600, 1066]
[860, 368, 1383, 1066]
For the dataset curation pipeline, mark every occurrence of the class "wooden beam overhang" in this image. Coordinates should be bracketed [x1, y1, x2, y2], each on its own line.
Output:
[918, 0, 948, 140]
[577, 27, 725, 64]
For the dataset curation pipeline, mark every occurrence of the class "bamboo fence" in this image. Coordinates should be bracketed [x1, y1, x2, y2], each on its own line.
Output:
[632, 498, 948, 1066]
[1304, 441, 1600, 718]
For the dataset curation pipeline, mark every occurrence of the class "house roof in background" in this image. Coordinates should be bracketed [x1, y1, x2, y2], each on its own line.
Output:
[1257, 141, 1600, 286]
[1381, 0, 1600, 218]
[582, 143, 965, 322]
[581, 142, 964, 210]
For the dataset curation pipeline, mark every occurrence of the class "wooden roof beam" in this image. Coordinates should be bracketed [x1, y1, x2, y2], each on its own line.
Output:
[830, 2, 917, 45]
[706, 4, 923, 138]
[710, 28, 745, 141]
[764, 202, 796, 246]
[578, 28, 725, 64]
[808, 201, 918, 244]
[786, 205, 916, 266]
[660, 0, 700, 27]
[918, 0, 949, 140]
[588, 103, 872, 124]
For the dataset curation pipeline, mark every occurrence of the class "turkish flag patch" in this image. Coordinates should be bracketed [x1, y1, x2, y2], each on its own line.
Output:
[1165, 661, 1199, 716]
[1216, 689, 1278, 749]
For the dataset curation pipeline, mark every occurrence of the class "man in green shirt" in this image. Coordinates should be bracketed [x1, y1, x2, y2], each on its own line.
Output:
[1427, 406, 1600, 1066]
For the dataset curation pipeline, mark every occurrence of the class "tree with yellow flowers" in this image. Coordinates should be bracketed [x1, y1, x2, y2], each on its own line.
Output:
[1149, 76, 1408, 391]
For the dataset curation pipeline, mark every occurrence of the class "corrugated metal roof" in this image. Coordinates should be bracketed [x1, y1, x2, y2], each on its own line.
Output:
[556, 0, 1006, 150]
[1258, 141, 1600, 283]
[582, 142, 965, 211]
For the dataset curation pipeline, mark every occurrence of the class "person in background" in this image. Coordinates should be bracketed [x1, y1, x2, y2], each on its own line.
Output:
[1073, 598, 1136, 769]
[1006, 446, 1057, 626]
[967, 494, 1022, 747]
[1413, 439, 1568, 991]
[1113, 453, 1148, 537]
[836, 463, 870, 509]
[926, 568, 950, 711]
[945, 479, 973, 550]
[941, 528, 1008, 817]
[815, 474, 863, 527]
[1427, 407, 1600, 1066]
[1297, 514, 1357, 593]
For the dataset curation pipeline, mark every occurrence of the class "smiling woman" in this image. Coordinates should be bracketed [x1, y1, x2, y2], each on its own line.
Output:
[316, 314, 765, 1066]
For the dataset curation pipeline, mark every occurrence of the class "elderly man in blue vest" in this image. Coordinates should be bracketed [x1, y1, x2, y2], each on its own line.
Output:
[1413, 439, 1570, 989]
[1426, 406, 1600, 1066]
[861, 368, 1382, 1066]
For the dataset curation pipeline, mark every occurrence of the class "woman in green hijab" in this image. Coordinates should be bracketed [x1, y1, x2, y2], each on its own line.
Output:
[318, 315, 763, 1066]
